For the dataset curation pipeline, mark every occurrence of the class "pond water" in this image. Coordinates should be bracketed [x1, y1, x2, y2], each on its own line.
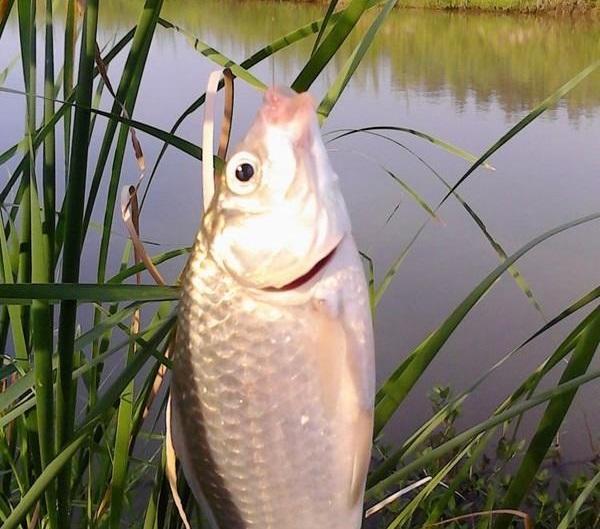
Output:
[1, 1, 599, 468]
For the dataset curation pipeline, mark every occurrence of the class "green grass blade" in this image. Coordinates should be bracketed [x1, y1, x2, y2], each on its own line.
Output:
[352, 130, 544, 319]
[326, 127, 494, 169]
[388, 444, 472, 529]
[0, 143, 19, 167]
[157, 19, 266, 91]
[1, 316, 173, 529]
[0, 283, 178, 303]
[0, 27, 137, 207]
[437, 60, 600, 209]
[359, 251, 375, 313]
[62, 0, 76, 177]
[0, 307, 172, 421]
[311, 0, 339, 56]
[108, 246, 189, 284]
[373, 212, 600, 436]
[369, 296, 598, 487]
[28, 157, 57, 528]
[89, 13, 165, 496]
[81, 0, 164, 242]
[493, 309, 600, 529]
[88, 242, 134, 423]
[0, 306, 10, 358]
[55, 1, 99, 522]
[425, 432, 494, 526]
[90, 0, 164, 431]
[3, 432, 96, 529]
[0, 212, 28, 370]
[16, 0, 35, 354]
[503, 305, 600, 445]
[556, 466, 600, 529]
[77, 302, 144, 349]
[0, 395, 35, 428]
[366, 368, 600, 500]
[317, 0, 397, 122]
[42, 0, 55, 278]
[0, 56, 18, 87]
[108, 332, 135, 528]
[0, 366, 33, 413]
[291, 0, 369, 92]
[337, 149, 439, 219]
[94, 0, 165, 286]
[143, 445, 167, 529]
[0, 86, 204, 162]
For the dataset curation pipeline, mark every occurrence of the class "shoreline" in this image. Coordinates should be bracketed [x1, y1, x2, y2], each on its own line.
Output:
[298, 0, 600, 15]
[399, 1, 599, 14]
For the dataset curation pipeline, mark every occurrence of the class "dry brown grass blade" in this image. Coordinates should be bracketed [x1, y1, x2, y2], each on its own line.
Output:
[166, 396, 192, 529]
[94, 44, 146, 174]
[26, 501, 40, 529]
[75, 0, 84, 17]
[421, 509, 533, 529]
[141, 334, 173, 421]
[129, 188, 142, 352]
[120, 186, 165, 285]
[94, 487, 111, 524]
[217, 68, 235, 163]
[0, 0, 11, 23]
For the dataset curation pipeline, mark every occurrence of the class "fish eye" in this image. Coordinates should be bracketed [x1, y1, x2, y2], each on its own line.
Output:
[235, 163, 255, 182]
[226, 152, 261, 195]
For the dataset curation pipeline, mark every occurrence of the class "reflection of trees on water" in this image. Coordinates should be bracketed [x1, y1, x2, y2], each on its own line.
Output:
[56, 0, 600, 119]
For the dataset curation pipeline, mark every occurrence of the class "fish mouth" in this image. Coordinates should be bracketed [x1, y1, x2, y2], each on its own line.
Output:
[262, 243, 339, 292]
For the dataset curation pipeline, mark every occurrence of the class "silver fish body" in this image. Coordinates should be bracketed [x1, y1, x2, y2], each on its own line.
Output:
[171, 87, 374, 529]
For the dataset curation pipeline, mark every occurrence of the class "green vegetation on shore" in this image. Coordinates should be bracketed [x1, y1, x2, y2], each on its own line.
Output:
[398, 0, 599, 13]
[314, 0, 600, 13]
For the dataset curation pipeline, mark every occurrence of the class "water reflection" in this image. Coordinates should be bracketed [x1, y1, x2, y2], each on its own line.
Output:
[66, 0, 600, 119]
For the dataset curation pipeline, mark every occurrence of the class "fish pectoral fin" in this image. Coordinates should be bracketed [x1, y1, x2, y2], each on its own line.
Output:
[349, 408, 374, 507]
[340, 295, 375, 507]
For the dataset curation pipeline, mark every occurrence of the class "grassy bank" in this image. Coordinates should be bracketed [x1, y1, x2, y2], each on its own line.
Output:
[398, 0, 599, 13]
[315, 0, 600, 13]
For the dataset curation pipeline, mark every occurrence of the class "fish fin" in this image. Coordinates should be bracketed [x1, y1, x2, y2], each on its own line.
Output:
[312, 240, 375, 509]
[314, 279, 374, 507]
[349, 408, 374, 506]
[166, 395, 192, 529]
[340, 286, 375, 508]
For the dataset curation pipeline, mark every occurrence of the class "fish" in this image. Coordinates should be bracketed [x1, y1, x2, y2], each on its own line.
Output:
[170, 86, 375, 529]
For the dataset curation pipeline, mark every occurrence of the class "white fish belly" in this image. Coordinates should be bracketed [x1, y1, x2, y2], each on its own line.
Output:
[173, 243, 369, 529]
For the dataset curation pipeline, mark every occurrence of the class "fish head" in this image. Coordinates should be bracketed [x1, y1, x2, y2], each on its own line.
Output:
[204, 87, 350, 290]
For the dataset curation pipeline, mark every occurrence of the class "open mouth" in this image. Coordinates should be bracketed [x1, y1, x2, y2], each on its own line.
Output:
[263, 243, 339, 292]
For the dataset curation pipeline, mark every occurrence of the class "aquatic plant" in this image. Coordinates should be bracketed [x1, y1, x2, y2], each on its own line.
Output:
[0, 1, 598, 528]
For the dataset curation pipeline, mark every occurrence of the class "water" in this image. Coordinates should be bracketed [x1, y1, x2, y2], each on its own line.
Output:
[1, 1, 599, 468]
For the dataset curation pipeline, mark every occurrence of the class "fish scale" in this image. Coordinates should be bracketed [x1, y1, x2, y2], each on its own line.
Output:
[173, 243, 351, 529]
